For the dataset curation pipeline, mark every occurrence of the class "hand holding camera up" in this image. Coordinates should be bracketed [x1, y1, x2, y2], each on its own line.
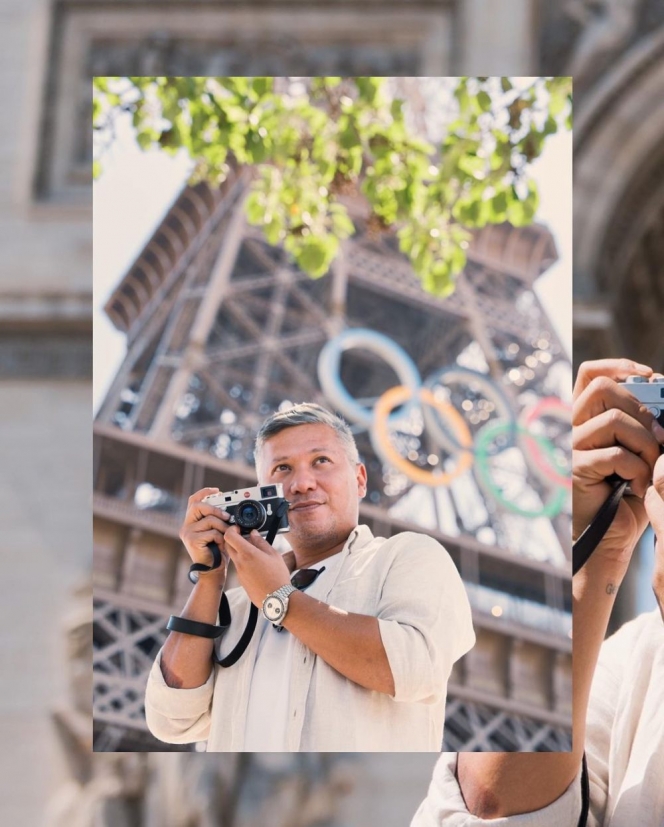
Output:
[180, 484, 291, 593]
[179, 488, 232, 583]
[200, 483, 292, 609]
[572, 359, 664, 572]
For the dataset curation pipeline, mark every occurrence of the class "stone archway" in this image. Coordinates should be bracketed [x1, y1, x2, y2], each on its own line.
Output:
[573, 28, 664, 369]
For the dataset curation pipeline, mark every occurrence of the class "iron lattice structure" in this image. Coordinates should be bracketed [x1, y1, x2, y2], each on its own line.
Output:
[94, 172, 572, 751]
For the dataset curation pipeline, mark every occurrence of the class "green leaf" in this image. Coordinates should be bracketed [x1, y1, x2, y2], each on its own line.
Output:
[296, 236, 338, 278]
[355, 77, 382, 105]
[391, 99, 404, 121]
[245, 129, 269, 163]
[477, 91, 492, 112]
[136, 130, 154, 150]
[265, 219, 283, 245]
[457, 153, 484, 177]
[245, 191, 265, 225]
[329, 203, 355, 238]
[491, 190, 508, 219]
[452, 198, 481, 226]
[252, 77, 272, 97]
[99, 75, 570, 300]
[506, 191, 526, 226]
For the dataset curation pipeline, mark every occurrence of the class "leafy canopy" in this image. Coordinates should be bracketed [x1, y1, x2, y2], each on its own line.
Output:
[93, 76, 572, 294]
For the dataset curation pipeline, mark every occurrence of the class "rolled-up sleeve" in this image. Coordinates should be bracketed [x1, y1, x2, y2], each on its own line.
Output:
[410, 754, 583, 827]
[376, 534, 475, 704]
[144, 650, 214, 744]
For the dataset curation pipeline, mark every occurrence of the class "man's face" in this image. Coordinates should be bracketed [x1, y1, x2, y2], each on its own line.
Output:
[257, 423, 367, 554]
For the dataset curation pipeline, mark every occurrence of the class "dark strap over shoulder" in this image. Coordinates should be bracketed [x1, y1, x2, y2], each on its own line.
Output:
[573, 479, 628, 576]
[577, 752, 590, 827]
[214, 604, 258, 667]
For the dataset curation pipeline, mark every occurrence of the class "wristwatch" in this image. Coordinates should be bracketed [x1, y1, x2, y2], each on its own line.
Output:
[262, 584, 298, 626]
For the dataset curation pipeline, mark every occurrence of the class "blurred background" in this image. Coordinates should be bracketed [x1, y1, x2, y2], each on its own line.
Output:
[2, 1, 663, 825]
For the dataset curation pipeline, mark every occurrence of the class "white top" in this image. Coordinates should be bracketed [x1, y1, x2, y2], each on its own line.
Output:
[243, 554, 343, 751]
[145, 524, 476, 751]
[411, 609, 664, 826]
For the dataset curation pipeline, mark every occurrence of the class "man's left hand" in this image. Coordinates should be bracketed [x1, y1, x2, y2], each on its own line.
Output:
[643, 453, 664, 623]
[223, 526, 292, 608]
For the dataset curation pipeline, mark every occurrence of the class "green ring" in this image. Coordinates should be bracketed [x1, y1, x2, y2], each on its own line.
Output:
[474, 419, 569, 518]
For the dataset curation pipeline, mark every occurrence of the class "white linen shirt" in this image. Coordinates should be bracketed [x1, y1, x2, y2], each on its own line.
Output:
[411, 609, 664, 826]
[243, 554, 342, 750]
[145, 524, 475, 751]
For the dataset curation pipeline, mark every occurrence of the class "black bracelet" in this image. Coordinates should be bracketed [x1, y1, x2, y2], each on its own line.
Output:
[166, 614, 226, 638]
[188, 541, 223, 584]
[165, 592, 257, 669]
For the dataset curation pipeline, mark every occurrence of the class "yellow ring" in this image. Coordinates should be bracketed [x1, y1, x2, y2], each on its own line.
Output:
[372, 385, 474, 487]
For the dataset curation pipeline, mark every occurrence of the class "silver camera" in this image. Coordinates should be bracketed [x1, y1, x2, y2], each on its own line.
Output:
[202, 483, 290, 536]
[621, 376, 664, 426]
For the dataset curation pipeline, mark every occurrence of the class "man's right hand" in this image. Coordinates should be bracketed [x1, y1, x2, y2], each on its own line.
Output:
[179, 488, 232, 580]
[158, 488, 232, 690]
[573, 358, 663, 570]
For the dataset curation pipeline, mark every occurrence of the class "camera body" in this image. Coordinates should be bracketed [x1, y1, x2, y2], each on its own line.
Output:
[202, 484, 290, 536]
[621, 376, 664, 427]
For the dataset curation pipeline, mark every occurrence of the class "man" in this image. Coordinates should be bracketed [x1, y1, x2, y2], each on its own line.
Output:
[412, 359, 664, 826]
[145, 403, 475, 751]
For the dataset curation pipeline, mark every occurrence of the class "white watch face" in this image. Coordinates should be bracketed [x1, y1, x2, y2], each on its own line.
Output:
[264, 595, 286, 622]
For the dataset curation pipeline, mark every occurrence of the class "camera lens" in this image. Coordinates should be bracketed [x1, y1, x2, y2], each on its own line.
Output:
[235, 500, 266, 532]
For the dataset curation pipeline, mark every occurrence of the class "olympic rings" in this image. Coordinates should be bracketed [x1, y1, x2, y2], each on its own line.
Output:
[473, 419, 569, 519]
[423, 366, 514, 454]
[317, 327, 571, 516]
[317, 329, 420, 428]
[519, 397, 572, 491]
[371, 385, 474, 486]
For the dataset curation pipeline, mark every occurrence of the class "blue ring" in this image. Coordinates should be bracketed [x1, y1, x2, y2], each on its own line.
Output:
[317, 328, 422, 428]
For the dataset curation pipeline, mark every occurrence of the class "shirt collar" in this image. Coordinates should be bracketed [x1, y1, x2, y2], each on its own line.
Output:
[345, 523, 374, 554]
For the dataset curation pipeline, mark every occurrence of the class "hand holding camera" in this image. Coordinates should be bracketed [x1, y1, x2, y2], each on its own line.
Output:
[573, 359, 664, 572]
[200, 484, 292, 609]
[179, 488, 234, 583]
[181, 485, 289, 570]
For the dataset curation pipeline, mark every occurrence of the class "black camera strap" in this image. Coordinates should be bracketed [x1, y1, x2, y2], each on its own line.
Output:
[572, 478, 628, 576]
[187, 542, 223, 584]
[167, 500, 290, 667]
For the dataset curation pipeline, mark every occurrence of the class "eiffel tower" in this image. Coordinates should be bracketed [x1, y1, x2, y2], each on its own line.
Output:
[93, 169, 572, 751]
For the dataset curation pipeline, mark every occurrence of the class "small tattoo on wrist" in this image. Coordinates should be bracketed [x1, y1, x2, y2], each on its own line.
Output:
[606, 582, 617, 595]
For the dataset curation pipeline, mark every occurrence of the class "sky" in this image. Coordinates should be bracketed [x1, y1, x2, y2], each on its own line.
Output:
[93, 108, 572, 414]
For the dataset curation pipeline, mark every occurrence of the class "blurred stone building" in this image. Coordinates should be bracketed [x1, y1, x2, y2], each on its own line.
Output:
[3, 0, 664, 825]
[540, 0, 664, 628]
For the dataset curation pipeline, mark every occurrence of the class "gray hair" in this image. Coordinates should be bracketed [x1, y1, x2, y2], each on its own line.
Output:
[254, 403, 360, 469]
